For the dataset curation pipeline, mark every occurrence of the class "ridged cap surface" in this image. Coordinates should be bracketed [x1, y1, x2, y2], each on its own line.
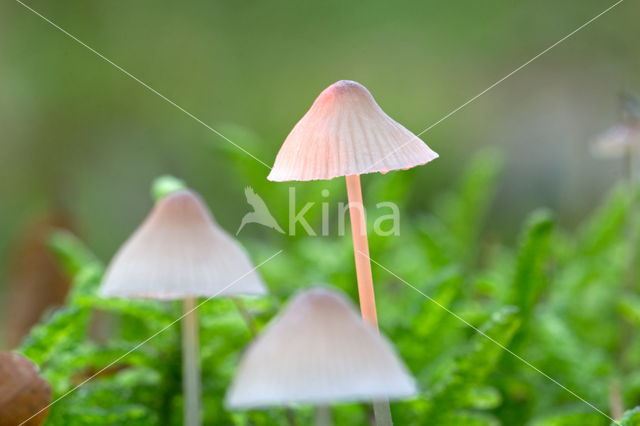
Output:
[268, 80, 438, 181]
[100, 190, 267, 300]
[226, 287, 416, 408]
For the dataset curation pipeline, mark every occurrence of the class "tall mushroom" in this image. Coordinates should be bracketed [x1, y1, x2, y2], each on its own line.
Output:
[268, 80, 436, 423]
[269, 80, 437, 326]
[226, 287, 416, 426]
[100, 188, 267, 426]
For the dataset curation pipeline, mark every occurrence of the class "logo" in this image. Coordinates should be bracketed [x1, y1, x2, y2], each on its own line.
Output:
[237, 187, 400, 236]
[236, 187, 285, 235]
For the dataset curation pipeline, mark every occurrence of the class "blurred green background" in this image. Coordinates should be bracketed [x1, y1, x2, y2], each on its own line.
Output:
[1, 0, 638, 279]
[2, 1, 640, 424]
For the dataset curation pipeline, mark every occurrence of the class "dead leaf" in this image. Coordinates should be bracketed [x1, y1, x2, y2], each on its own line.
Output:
[0, 352, 51, 426]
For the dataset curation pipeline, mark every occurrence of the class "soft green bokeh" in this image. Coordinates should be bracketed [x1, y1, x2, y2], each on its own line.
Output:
[1, 0, 638, 287]
[18, 153, 640, 425]
[1, 2, 640, 424]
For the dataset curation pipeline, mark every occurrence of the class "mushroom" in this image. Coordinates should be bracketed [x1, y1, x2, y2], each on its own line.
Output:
[100, 188, 267, 426]
[269, 80, 437, 325]
[226, 287, 416, 426]
[592, 93, 640, 181]
[268, 80, 436, 424]
[0, 352, 51, 426]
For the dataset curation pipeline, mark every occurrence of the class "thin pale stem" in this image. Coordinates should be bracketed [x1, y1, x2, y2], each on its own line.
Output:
[346, 175, 393, 426]
[182, 297, 202, 426]
[609, 379, 624, 420]
[373, 401, 393, 426]
[624, 146, 638, 294]
[345, 174, 378, 328]
[315, 405, 333, 426]
[623, 145, 633, 185]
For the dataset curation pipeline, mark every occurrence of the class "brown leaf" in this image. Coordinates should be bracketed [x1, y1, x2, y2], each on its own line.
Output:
[3, 211, 73, 348]
[0, 352, 51, 426]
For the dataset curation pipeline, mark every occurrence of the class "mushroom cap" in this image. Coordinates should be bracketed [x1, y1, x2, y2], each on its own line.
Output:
[0, 352, 51, 426]
[268, 80, 438, 181]
[100, 190, 267, 300]
[591, 123, 640, 158]
[225, 287, 417, 408]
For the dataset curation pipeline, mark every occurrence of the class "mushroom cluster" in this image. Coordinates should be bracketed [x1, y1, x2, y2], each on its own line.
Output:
[94, 80, 433, 425]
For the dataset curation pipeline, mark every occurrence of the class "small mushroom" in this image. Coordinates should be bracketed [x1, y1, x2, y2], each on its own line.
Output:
[592, 93, 640, 181]
[267, 81, 436, 424]
[100, 189, 266, 299]
[268, 80, 438, 326]
[100, 188, 267, 426]
[226, 287, 416, 425]
[0, 352, 51, 426]
[592, 123, 640, 159]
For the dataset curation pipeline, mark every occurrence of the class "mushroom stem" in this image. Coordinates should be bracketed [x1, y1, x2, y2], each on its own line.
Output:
[346, 175, 394, 426]
[345, 174, 378, 328]
[182, 297, 202, 426]
[315, 404, 333, 426]
[623, 144, 633, 184]
[373, 401, 393, 426]
[609, 379, 624, 420]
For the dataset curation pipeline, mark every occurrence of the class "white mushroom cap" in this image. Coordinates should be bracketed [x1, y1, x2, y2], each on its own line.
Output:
[226, 287, 417, 408]
[268, 80, 438, 182]
[591, 123, 640, 158]
[100, 189, 267, 300]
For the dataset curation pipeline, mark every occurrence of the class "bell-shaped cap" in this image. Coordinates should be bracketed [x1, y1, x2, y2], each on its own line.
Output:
[226, 287, 417, 408]
[591, 123, 640, 158]
[268, 80, 438, 181]
[100, 190, 267, 300]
